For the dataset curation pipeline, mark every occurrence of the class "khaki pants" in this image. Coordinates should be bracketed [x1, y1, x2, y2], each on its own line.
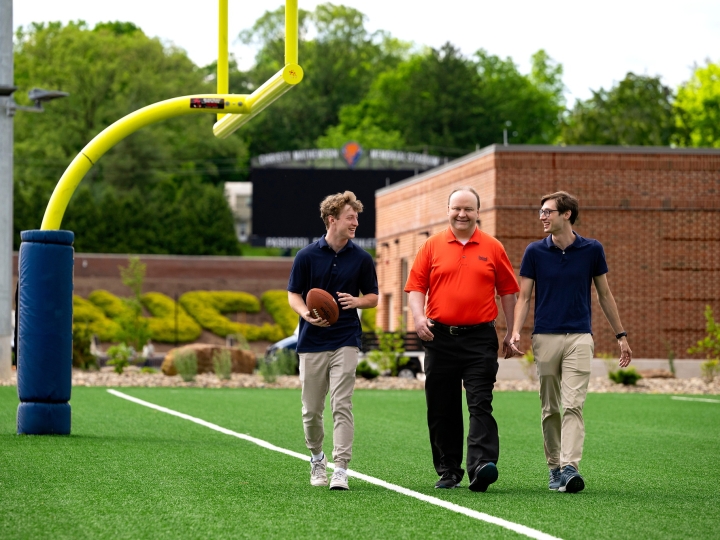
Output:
[532, 333, 594, 471]
[299, 347, 358, 470]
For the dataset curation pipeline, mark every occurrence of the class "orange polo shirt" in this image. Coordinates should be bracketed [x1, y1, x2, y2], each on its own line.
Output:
[405, 227, 519, 325]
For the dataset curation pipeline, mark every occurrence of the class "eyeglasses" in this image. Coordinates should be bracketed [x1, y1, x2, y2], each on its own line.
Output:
[538, 209, 559, 218]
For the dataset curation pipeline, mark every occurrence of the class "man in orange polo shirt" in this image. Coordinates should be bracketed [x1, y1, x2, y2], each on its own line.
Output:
[406, 187, 519, 492]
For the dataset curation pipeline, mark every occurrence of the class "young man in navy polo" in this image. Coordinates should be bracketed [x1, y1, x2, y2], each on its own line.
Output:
[510, 191, 632, 493]
[287, 191, 378, 491]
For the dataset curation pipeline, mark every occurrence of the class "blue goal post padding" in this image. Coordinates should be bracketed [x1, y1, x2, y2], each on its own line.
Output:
[17, 230, 74, 435]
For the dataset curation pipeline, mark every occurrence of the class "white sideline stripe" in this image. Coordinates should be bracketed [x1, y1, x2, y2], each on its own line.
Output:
[107, 389, 560, 540]
[671, 396, 720, 404]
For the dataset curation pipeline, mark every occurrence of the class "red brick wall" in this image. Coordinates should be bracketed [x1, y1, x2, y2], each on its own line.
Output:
[376, 146, 720, 359]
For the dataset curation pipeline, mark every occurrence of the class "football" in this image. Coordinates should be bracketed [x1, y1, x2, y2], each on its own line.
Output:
[306, 288, 339, 325]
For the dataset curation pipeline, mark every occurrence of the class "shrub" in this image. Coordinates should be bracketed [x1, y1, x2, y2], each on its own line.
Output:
[274, 348, 298, 375]
[608, 367, 642, 385]
[519, 349, 536, 381]
[116, 298, 152, 352]
[174, 350, 198, 382]
[106, 343, 136, 374]
[141, 292, 202, 343]
[361, 307, 377, 332]
[261, 290, 297, 336]
[72, 323, 96, 370]
[700, 359, 719, 384]
[227, 332, 252, 351]
[356, 359, 379, 379]
[258, 357, 278, 383]
[140, 367, 158, 374]
[367, 328, 406, 376]
[213, 349, 232, 380]
[180, 291, 282, 341]
[73, 295, 121, 341]
[88, 290, 132, 319]
[688, 305, 720, 360]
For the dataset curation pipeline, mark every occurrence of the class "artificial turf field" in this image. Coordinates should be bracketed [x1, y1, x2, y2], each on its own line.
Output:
[0, 387, 718, 539]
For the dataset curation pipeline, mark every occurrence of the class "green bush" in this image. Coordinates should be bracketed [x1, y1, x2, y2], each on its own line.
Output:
[688, 305, 720, 360]
[258, 357, 278, 383]
[106, 343, 135, 374]
[140, 367, 158, 374]
[141, 292, 202, 343]
[274, 348, 298, 375]
[180, 291, 282, 341]
[174, 350, 198, 382]
[72, 322, 96, 370]
[213, 349, 232, 380]
[356, 359, 379, 379]
[361, 307, 377, 332]
[608, 367, 642, 385]
[88, 289, 132, 319]
[73, 295, 121, 341]
[261, 290, 297, 336]
[700, 359, 719, 384]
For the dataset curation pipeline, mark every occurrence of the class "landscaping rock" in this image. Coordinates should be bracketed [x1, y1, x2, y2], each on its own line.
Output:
[161, 344, 256, 376]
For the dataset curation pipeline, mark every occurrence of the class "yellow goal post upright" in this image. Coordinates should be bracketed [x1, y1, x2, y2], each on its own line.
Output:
[41, 0, 303, 230]
[16, 1, 302, 436]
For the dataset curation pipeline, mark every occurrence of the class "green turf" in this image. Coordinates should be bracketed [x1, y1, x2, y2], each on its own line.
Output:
[0, 387, 718, 539]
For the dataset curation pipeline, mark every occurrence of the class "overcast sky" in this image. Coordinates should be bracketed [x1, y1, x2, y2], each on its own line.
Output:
[13, 0, 720, 104]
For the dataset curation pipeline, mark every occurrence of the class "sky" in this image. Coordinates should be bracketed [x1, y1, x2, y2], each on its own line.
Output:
[13, 0, 720, 104]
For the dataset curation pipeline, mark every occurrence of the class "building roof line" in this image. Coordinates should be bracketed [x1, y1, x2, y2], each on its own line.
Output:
[376, 143, 720, 197]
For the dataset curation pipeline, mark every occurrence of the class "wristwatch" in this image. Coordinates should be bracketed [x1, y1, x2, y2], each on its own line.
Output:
[615, 331, 627, 340]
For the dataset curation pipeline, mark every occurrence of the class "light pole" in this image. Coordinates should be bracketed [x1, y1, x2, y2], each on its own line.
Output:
[0, 0, 69, 380]
[0, 0, 14, 381]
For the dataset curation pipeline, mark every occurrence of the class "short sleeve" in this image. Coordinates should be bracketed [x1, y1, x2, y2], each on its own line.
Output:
[494, 243, 520, 296]
[519, 245, 536, 279]
[404, 240, 431, 293]
[287, 252, 307, 294]
[593, 241, 609, 277]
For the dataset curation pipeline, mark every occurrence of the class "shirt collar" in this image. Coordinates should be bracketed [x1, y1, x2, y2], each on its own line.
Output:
[318, 235, 354, 253]
[445, 227, 482, 244]
[544, 231, 585, 250]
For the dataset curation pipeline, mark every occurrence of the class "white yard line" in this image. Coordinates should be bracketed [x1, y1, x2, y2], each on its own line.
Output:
[671, 396, 720, 404]
[107, 389, 561, 540]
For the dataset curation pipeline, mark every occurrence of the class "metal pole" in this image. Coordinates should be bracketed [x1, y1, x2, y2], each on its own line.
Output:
[0, 0, 14, 380]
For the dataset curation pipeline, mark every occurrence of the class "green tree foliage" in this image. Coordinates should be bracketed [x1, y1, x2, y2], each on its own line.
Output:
[13, 21, 246, 254]
[320, 44, 565, 156]
[674, 61, 720, 148]
[561, 73, 676, 146]
[238, 3, 409, 155]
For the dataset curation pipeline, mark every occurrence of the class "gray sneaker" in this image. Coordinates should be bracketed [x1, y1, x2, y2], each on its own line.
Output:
[310, 455, 328, 486]
[558, 465, 585, 493]
[548, 467, 562, 491]
[329, 469, 349, 490]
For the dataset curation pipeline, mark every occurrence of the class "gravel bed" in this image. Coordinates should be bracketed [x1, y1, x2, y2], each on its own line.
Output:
[2, 367, 719, 394]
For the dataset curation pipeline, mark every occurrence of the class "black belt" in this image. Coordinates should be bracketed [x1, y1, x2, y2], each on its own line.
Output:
[429, 319, 495, 336]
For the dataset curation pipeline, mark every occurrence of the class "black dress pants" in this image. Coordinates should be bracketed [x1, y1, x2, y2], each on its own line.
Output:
[423, 324, 499, 481]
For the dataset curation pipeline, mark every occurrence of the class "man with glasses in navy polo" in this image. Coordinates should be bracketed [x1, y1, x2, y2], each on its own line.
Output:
[510, 191, 632, 493]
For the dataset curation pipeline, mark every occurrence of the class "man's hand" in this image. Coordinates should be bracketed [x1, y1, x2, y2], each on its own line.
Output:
[337, 292, 360, 310]
[508, 331, 525, 357]
[415, 317, 435, 341]
[618, 338, 632, 368]
[302, 311, 330, 327]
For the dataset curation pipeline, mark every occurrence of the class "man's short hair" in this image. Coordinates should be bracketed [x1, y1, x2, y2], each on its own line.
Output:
[541, 191, 579, 224]
[447, 186, 481, 210]
[320, 191, 364, 229]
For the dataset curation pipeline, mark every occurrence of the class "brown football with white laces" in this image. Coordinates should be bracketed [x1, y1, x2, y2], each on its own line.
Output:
[306, 288, 339, 325]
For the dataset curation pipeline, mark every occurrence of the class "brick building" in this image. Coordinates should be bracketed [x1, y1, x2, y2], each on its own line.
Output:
[375, 145, 720, 360]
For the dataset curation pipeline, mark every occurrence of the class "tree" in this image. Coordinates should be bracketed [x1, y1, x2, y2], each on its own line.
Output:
[237, 3, 409, 155]
[13, 21, 248, 196]
[319, 45, 565, 156]
[561, 73, 676, 146]
[674, 61, 720, 148]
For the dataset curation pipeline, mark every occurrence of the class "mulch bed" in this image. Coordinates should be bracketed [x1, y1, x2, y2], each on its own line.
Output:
[3, 367, 719, 394]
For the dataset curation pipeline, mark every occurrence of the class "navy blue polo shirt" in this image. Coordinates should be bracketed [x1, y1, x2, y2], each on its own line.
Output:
[288, 236, 378, 353]
[519, 233, 608, 334]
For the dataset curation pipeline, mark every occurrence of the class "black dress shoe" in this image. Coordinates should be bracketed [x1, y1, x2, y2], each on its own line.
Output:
[434, 471, 462, 489]
[469, 462, 498, 492]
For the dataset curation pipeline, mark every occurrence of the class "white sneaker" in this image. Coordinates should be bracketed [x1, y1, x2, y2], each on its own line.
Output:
[310, 455, 328, 486]
[329, 469, 349, 490]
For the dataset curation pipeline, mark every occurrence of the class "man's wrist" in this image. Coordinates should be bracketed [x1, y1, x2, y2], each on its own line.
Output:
[615, 331, 628, 340]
